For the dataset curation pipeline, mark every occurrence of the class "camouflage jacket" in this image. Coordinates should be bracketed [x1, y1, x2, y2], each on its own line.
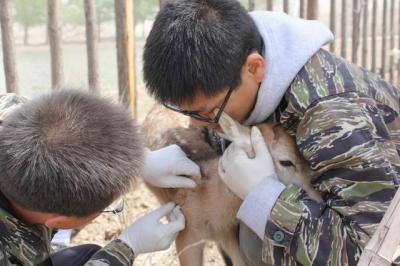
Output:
[260, 49, 400, 265]
[0, 94, 135, 266]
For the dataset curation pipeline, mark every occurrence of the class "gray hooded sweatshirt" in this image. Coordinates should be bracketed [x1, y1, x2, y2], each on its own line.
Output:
[236, 11, 333, 239]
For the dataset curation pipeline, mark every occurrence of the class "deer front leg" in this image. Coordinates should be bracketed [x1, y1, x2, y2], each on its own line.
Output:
[175, 228, 205, 266]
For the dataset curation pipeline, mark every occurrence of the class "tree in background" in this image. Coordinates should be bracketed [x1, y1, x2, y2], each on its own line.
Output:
[63, 0, 114, 41]
[1, 0, 19, 92]
[135, 0, 158, 38]
[14, 0, 46, 45]
[96, 0, 114, 40]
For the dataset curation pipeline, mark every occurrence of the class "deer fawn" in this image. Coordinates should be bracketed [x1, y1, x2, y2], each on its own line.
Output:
[141, 105, 322, 266]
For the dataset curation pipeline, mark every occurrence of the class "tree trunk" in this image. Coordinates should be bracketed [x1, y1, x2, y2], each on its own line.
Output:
[307, 0, 319, 19]
[97, 21, 101, 42]
[114, 0, 136, 116]
[248, 0, 255, 11]
[266, 0, 273, 10]
[48, 0, 64, 89]
[159, 0, 166, 9]
[0, 0, 19, 93]
[84, 0, 100, 93]
[23, 24, 29, 45]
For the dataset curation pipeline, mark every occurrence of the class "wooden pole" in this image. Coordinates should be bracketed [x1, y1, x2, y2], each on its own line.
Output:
[300, 0, 306, 18]
[381, 0, 387, 78]
[114, 0, 136, 115]
[84, 0, 100, 93]
[352, 0, 362, 63]
[249, 0, 256, 11]
[307, 0, 319, 20]
[358, 188, 400, 265]
[371, 0, 377, 73]
[397, 0, 400, 88]
[388, 0, 395, 83]
[398, 0, 400, 87]
[0, 0, 18, 93]
[48, 0, 64, 89]
[266, 0, 273, 10]
[361, 0, 369, 67]
[341, 0, 347, 58]
[283, 0, 289, 14]
[330, 0, 336, 52]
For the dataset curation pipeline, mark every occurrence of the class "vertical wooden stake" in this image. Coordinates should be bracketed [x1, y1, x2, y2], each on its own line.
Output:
[115, 0, 136, 116]
[0, 0, 19, 93]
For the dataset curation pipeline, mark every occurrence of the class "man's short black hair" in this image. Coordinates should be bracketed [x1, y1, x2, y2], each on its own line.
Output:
[0, 89, 143, 217]
[143, 0, 262, 104]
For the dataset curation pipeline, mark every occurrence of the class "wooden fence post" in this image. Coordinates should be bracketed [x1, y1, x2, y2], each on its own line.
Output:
[249, 0, 255, 11]
[397, 0, 400, 88]
[371, 0, 377, 73]
[307, 0, 319, 20]
[48, 0, 64, 89]
[84, 0, 100, 93]
[352, 0, 361, 63]
[300, 0, 306, 18]
[114, 0, 136, 115]
[0, 0, 19, 93]
[388, 0, 395, 83]
[361, 0, 369, 68]
[341, 0, 348, 58]
[283, 0, 289, 14]
[381, 0, 387, 78]
[266, 0, 273, 11]
[330, 0, 336, 52]
[358, 187, 400, 265]
[398, 0, 400, 87]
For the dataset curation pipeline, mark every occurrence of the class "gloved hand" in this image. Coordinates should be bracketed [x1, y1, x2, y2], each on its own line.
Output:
[118, 202, 185, 255]
[143, 144, 200, 188]
[218, 126, 278, 199]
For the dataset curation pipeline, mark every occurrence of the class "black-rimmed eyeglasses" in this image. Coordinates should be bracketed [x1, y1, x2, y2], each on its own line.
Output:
[102, 197, 124, 214]
[163, 87, 234, 124]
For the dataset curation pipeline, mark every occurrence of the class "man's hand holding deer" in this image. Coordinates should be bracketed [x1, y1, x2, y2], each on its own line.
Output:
[218, 126, 283, 200]
[218, 126, 286, 239]
[143, 144, 200, 188]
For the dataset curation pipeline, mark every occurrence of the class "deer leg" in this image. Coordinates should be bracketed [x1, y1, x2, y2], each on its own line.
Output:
[175, 229, 205, 266]
[218, 231, 247, 266]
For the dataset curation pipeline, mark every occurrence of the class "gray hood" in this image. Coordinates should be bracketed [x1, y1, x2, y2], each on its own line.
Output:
[244, 11, 334, 125]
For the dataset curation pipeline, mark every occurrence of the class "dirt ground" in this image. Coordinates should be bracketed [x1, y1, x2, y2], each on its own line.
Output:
[71, 181, 225, 266]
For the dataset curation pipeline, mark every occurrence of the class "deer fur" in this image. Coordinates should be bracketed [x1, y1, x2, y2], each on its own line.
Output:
[218, 111, 323, 203]
[141, 105, 322, 266]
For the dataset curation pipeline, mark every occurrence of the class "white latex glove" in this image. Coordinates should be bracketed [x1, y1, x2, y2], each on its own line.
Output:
[143, 144, 200, 188]
[118, 202, 185, 255]
[218, 126, 277, 199]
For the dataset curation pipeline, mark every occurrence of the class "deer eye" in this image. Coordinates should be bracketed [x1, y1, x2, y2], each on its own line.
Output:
[279, 160, 294, 167]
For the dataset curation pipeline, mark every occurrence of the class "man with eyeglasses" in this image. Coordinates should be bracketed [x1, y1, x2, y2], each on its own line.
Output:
[142, 0, 400, 265]
[0, 90, 188, 266]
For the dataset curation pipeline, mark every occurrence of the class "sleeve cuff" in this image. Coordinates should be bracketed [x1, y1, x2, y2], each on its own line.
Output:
[236, 175, 286, 239]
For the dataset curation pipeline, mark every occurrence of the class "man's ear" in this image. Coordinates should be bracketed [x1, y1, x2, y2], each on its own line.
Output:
[44, 215, 71, 229]
[244, 52, 265, 83]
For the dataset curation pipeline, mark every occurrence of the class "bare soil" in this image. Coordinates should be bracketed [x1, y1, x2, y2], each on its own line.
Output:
[71, 181, 225, 266]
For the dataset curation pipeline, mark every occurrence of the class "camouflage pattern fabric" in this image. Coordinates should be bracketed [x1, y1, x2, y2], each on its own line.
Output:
[0, 94, 135, 265]
[0, 195, 52, 265]
[0, 94, 26, 121]
[84, 239, 135, 266]
[261, 49, 400, 265]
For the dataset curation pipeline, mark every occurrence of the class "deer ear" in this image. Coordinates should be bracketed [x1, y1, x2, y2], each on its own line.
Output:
[271, 123, 281, 143]
[218, 110, 238, 141]
[217, 110, 250, 142]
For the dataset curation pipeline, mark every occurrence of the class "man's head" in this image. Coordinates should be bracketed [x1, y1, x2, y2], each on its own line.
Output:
[143, 0, 265, 129]
[0, 90, 143, 228]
